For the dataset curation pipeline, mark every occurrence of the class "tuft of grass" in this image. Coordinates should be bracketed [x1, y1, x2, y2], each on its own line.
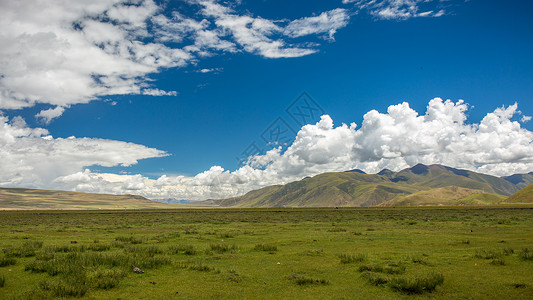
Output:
[518, 248, 533, 261]
[290, 274, 329, 286]
[339, 253, 367, 264]
[358, 263, 405, 275]
[503, 248, 514, 256]
[327, 227, 347, 232]
[490, 258, 506, 266]
[361, 272, 388, 286]
[177, 262, 220, 273]
[89, 269, 126, 290]
[39, 278, 88, 297]
[0, 256, 16, 267]
[0, 274, 5, 287]
[168, 244, 197, 255]
[87, 243, 111, 252]
[3, 240, 44, 258]
[389, 272, 444, 294]
[115, 236, 143, 244]
[210, 243, 238, 254]
[254, 244, 278, 252]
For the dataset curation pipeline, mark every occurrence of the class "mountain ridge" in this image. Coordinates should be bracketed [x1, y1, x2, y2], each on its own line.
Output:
[205, 164, 523, 208]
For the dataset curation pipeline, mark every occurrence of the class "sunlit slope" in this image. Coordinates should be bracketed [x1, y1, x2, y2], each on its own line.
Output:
[379, 186, 506, 206]
[0, 187, 176, 210]
[504, 183, 533, 203]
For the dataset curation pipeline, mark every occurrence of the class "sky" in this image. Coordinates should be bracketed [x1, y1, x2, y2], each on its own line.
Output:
[1, 0, 533, 201]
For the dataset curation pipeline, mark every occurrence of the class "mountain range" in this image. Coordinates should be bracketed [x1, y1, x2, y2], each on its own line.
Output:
[201, 164, 533, 207]
[1, 164, 532, 209]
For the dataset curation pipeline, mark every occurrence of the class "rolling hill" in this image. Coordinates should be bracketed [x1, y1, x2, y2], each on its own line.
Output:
[208, 164, 519, 208]
[0, 187, 177, 210]
[378, 186, 506, 206]
[504, 183, 533, 203]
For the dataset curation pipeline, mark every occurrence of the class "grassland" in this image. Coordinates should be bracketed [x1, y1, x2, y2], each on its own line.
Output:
[0, 206, 532, 299]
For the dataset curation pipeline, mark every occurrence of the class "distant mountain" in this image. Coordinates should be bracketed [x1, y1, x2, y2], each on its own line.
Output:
[379, 186, 505, 207]
[502, 172, 533, 189]
[152, 198, 193, 204]
[211, 164, 519, 208]
[504, 183, 533, 203]
[0, 187, 177, 210]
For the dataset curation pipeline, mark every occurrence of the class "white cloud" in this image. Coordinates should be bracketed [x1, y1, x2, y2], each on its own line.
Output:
[142, 89, 178, 96]
[0, 115, 166, 188]
[0, 0, 353, 112]
[0, 0, 189, 111]
[33, 98, 533, 201]
[35, 106, 66, 124]
[194, 0, 316, 58]
[284, 9, 350, 40]
[345, 0, 447, 20]
[197, 68, 222, 73]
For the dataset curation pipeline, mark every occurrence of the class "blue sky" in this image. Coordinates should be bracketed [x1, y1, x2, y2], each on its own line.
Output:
[1, 0, 533, 200]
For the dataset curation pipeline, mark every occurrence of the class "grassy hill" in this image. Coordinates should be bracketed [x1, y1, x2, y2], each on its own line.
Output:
[379, 186, 505, 206]
[458, 192, 507, 205]
[211, 164, 518, 208]
[0, 187, 178, 210]
[504, 183, 533, 203]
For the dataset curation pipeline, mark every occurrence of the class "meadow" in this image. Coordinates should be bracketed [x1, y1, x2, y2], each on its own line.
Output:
[0, 206, 532, 299]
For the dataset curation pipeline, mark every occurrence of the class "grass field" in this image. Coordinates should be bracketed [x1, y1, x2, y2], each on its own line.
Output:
[0, 206, 532, 299]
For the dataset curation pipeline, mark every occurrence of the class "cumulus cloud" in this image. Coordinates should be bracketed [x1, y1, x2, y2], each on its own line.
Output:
[344, 0, 446, 20]
[35, 98, 533, 201]
[0, 0, 353, 112]
[0, 114, 166, 188]
[35, 106, 66, 124]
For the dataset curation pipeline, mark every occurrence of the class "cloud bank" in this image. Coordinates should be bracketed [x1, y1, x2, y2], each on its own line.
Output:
[0, 114, 166, 189]
[3, 98, 531, 201]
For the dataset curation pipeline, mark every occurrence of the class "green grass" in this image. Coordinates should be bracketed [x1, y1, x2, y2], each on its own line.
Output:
[254, 243, 278, 252]
[0, 206, 532, 298]
[389, 272, 445, 294]
[519, 248, 533, 261]
[339, 253, 367, 264]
